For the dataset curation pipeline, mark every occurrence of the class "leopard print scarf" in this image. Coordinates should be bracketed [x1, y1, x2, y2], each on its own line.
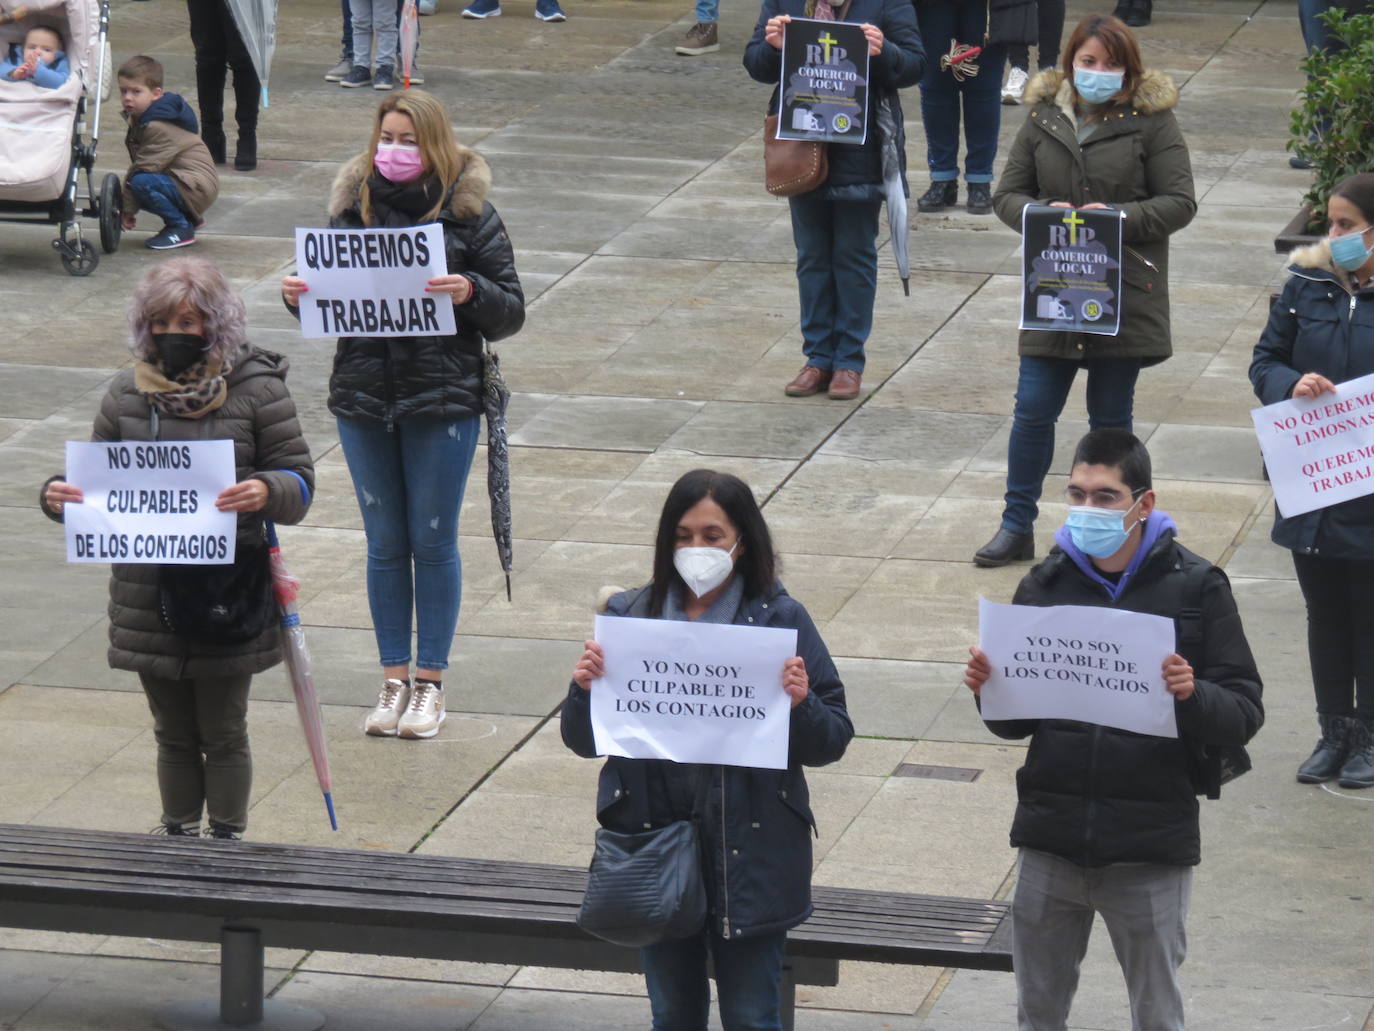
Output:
[135, 356, 230, 419]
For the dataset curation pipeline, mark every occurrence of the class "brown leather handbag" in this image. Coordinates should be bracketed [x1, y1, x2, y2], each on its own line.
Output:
[763, 114, 828, 197]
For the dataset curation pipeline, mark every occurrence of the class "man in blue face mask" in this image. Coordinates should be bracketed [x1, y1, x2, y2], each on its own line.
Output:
[963, 428, 1264, 1031]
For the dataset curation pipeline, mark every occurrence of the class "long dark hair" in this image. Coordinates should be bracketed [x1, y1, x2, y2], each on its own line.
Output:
[648, 470, 777, 616]
[1331, 173, 1374, 225]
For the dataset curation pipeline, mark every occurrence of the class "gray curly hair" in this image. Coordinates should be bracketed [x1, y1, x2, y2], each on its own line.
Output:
[127, 256, 248, 364]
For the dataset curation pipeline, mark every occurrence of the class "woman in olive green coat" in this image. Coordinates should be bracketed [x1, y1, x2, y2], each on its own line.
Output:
[974, 13, 1195, 567]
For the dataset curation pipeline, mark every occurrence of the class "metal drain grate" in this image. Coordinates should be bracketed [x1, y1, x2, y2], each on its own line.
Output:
[893, 763, 982, 782]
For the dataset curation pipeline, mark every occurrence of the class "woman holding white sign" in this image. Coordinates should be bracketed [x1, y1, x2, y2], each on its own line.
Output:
[281, 90, 525, 742]
[974, 13, 1196, 568]
[41, 257, 315, 839]
[561, 469, 853, 1031]
[1250, 172, 1374, 789]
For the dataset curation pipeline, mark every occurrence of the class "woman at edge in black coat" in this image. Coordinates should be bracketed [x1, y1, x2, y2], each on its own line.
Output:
[561, 469, 853, 1031]
[1250, 172, 1374, 789]
[282, 90, 524, 743]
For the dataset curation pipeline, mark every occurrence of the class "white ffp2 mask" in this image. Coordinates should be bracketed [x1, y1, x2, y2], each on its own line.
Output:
[673, 541, 738, 598]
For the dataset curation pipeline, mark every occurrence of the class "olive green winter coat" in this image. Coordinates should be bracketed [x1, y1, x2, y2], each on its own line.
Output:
[88, 348, 313, 679]
[993, 69, 1197, 364]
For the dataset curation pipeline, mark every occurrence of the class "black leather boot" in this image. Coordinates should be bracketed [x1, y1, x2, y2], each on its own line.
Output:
[1124, 0, 1151, 27]
[966, 182, 993, 215]
[234, 131, 257, 171]
[974, 528, 1035, 568]
[202, 126, 227, 166]
[1296, 713, 1352, 784]
[1338, 718, 1374, 788]
[917, 180, 958, 213]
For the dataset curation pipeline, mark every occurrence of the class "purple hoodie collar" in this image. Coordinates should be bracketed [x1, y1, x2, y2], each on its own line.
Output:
[1053, 509, 1178, 600]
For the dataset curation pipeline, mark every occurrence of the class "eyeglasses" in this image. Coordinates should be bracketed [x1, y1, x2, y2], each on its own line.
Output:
[1064, 486, 1144, 508]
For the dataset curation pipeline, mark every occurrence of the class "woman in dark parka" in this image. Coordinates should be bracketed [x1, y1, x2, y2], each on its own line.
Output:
[744, 0, 924, 401]
[1250, 172, 1374, 789]
[561, 470, 852, 1031]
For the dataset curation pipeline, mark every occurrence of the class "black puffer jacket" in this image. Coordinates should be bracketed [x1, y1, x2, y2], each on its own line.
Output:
[324, 149, 525, 425]
[1250, 239, 1374, 559]
[983, 532, 1263, 867]
[743, 0, 925, 201]
[561, 581, 853, 941]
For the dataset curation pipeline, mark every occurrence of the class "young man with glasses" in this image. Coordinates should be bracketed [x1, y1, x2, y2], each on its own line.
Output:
[963, 428, 1263, 1031]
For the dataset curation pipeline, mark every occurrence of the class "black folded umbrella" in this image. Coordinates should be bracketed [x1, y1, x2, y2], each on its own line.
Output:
[483, 347, 513, 601]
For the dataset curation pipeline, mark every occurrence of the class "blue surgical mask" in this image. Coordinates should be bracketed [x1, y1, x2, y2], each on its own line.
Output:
[1073, 67, 1124, 104]
[1065, 498, 1142, 559]
[1329, 226, 1373, 272]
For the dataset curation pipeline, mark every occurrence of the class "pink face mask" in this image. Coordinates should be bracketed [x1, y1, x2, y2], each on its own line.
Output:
[374, 143, 425, 183]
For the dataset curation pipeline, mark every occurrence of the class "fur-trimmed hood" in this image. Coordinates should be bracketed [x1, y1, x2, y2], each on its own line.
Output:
[327, 146, 492, 220]
[1289, 238, 1336, 272]
[1023, 68, 1179, 116]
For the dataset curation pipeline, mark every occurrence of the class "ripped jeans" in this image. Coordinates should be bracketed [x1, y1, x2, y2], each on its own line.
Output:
[336, 414, 479, 671]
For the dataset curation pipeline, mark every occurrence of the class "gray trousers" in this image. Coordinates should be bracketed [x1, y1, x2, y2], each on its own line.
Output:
[350, 0, 399, 70]
[1012, 848, 1192, 1031]
[140, 672, 253, 833]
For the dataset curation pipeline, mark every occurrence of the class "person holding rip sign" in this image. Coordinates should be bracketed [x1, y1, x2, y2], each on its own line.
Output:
[561, 469, 852, 1031]
[281, 90, 524, 742]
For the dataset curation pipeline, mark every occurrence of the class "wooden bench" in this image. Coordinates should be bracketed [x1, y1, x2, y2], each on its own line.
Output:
[0, 824, 1012, 1030]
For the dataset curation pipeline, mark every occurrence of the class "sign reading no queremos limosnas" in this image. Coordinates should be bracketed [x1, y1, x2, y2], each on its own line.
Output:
[63, 440, 238, 565]
[590, 614, 798, 770]
[977, 597, 1178, 738]
[1251, 370, 1374, 518]
[294, 223, 457, 339]
[777, 18, 870, 146]
[1020, 204, 1124, 337]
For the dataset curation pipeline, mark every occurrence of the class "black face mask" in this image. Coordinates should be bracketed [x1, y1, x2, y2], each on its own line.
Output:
[152, 333, 210, 375]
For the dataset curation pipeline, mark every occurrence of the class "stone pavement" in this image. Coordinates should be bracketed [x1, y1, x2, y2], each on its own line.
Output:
[2, 0, 1372, 1027]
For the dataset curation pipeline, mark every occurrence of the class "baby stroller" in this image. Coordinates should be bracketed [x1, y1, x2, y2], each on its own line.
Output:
[0, 0, 119, 275]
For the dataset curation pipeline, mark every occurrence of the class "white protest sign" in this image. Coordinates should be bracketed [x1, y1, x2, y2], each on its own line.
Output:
[1250, 371, 1374, 517]
[294, 223, 457, 340]
[64, 440, 238, 565]
[590, 614, 797, 770]
[977, 598, 1178, 738]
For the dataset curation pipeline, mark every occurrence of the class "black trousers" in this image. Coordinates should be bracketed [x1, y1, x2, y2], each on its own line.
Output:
[185, 0, 259, 137]
[1292, 551, 1374, 719]
[1007, 0, 1067, 73]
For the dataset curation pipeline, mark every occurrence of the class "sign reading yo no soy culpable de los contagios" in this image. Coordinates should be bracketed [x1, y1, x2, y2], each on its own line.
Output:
[294, 223, 457, 340]
[777, 18, 870, 145]
[1020, 204, 1125, 337]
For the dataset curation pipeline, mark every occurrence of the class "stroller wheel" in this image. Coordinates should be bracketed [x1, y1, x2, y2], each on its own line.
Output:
[56, 238, 99, 277]
[99, 174, 123, 254]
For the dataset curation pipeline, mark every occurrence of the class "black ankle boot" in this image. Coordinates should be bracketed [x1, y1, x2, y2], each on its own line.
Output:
[966, 182, 993, 215]
[1338, 718, 1374, 788]
[1124, 0, 1151, 27]
[1296, 713, 1352, 783]
[202, 126, 227, 166]
[234, 131, 257, 171]
[917, 180, 958, 213]
[974, 528, 1035, 568]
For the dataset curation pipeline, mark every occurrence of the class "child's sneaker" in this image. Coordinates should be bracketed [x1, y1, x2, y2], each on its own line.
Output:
[146, 226, 196, 250]
[418, 0, 438, 11]
[340, 65, 372, 88]
[373, 65, 395, 90]
[364, 678, 411, 737]
[534, 0, 566, 19]
[151, 822, 199, 836]
[324, 53, 353, 81]
[462, 0, 501, 17]
[204, 823, 243, 841]
[397, 681, 446, 739]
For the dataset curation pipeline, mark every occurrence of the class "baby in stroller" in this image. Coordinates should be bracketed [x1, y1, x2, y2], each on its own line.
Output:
[1, 25, 69, 88]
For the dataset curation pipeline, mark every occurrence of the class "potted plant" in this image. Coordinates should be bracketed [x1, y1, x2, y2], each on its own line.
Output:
[1276, 6, 1374, 253]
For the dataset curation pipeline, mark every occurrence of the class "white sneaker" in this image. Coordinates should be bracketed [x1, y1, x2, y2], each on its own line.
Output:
[1002, 66, 1029, 105]
[365, 678, 411, 737]
[398, 681, 446, 739]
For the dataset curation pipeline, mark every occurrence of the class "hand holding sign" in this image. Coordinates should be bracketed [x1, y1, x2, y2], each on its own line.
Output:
[1293, 371, 1337, 400]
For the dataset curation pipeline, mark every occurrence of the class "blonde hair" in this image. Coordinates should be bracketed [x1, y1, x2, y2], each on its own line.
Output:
[360, 90, 465, 225]
[127, 257, 247, 364]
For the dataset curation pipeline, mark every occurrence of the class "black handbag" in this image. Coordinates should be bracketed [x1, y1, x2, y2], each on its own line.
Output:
[158, 530, 275, 645]
[986, 0, 1039, 47]
[576, 773, 709, 948]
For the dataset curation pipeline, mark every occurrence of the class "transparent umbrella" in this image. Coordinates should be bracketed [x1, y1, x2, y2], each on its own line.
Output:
[875, 92, 910, 296]
[224, 0, 277, 107]
[265, 521, 337, 830]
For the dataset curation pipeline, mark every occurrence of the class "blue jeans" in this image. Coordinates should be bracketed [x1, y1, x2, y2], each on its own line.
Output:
[788, 194, 881, 373]
[127, 172, 193, 231]
[915, 0, 1006, 182]
[336, 414, 479, 671]
[1299, 0, 1340, 53]
[641, 929, 788, 1031]
[694, 0, 718, 22]
[1002, 354, 1141, 533]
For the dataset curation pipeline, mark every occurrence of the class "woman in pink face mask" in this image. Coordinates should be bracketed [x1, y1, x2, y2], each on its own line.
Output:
[281, 90, 525, 741]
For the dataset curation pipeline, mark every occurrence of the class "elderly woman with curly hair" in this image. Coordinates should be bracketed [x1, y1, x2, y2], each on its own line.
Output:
[42, 256, 314, 840]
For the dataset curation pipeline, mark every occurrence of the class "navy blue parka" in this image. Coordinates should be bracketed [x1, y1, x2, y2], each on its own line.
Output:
[560, 581, 853, 941]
